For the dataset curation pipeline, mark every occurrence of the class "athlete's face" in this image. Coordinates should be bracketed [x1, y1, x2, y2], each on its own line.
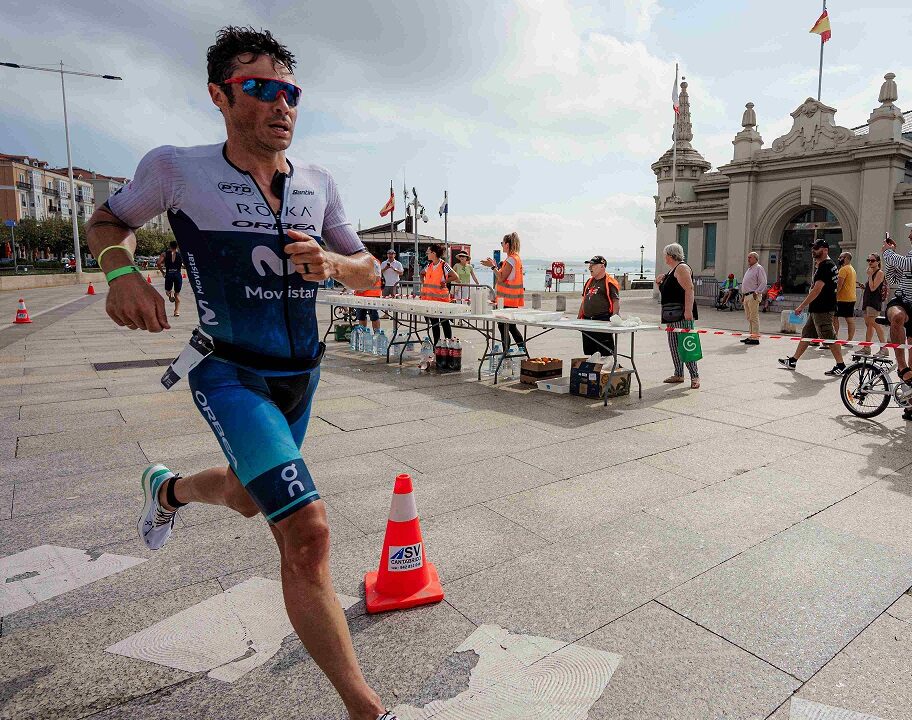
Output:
[210, 54, 298, 152]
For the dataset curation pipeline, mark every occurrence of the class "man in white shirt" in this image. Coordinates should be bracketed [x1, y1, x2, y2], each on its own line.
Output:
[740, 251, 768, 345]
[380, 249, 404, 297]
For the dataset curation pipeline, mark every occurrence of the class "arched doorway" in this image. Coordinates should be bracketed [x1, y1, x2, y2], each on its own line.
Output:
[780, 207, 843, 294]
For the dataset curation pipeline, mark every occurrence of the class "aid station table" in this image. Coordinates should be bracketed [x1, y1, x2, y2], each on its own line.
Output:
[317, 293, 657, 404]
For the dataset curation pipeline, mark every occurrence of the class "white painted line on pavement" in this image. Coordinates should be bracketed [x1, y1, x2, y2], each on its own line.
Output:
[105, 576, 359, 683]
[0, 544, 146, 617]
[394, 624, 621, 720]
[790, 698, 887, 720]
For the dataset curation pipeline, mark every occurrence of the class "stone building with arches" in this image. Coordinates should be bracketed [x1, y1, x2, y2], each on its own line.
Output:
[652, 73, 912, 297]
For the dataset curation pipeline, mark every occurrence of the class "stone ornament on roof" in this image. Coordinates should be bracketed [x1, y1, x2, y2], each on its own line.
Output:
[771, 98, 854, 155]
[879, 72, 898, 107]
[741, 102, 757, 129]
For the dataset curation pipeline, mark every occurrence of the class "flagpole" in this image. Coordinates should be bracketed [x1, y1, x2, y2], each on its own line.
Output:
[389, 180, 394, 250]
[816, 0, 826, 101]
[671, 64, 679, 201]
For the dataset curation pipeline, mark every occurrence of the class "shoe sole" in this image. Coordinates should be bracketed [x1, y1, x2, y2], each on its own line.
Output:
[138, 464, 172, 549]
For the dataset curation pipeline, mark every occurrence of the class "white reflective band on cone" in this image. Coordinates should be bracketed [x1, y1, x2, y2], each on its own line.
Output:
[388, 492, 418, 522]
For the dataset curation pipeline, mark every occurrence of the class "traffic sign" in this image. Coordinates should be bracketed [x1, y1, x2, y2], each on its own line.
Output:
[551, 261, 565, 280]
[4, 220, 15, 228]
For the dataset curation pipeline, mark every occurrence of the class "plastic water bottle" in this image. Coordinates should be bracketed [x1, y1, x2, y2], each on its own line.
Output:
[487, 342, 502, 375]
[419, 336, 434, 370]
[375, 330, 388, 356]
[362, 328, 374, 354]
[349, 325, 359, 352]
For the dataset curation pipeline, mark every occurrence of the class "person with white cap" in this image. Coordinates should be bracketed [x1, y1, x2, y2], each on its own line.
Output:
[882, 223, 912, 420]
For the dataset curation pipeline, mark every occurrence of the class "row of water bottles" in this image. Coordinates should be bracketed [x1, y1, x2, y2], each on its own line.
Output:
[348, 325, 389, 356]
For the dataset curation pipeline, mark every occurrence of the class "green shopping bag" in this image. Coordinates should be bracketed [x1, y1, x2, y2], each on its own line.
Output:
[677, 331, 703, 363]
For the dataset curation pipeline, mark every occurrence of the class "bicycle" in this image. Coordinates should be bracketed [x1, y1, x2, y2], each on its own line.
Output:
[840, 351, 912, 418]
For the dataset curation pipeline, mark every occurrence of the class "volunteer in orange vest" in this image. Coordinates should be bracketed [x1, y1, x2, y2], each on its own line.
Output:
[481, 231, 526, 353]
[421, 244, 459, 346]
[579, 254, 621, 356]
[354, 256, 383, 332]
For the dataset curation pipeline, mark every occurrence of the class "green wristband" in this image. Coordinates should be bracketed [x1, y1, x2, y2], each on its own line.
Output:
[106, 265, 141, 284]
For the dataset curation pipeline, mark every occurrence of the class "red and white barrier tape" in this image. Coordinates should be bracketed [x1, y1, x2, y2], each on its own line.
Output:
[664, 326, 912, 352]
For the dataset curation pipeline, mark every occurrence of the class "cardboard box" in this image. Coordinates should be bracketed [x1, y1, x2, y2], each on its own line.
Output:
[569, 357, 632, 399]
[519, 357, 563, 385]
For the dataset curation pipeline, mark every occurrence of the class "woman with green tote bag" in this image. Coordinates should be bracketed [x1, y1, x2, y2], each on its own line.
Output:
[657, 243, 701, 388]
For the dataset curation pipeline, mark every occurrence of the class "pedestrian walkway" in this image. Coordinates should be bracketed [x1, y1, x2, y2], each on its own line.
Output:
[0, 283, 910, 719]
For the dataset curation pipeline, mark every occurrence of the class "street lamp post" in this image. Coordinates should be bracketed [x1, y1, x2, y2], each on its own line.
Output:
[409, 187, 428, 292]
[1, 61, 122, 275]
[639, 244, 645, 279]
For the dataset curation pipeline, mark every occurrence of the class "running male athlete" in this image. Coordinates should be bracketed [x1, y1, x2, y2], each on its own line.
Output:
[155, 240, 183, 317]
[86, 27, 395, 720]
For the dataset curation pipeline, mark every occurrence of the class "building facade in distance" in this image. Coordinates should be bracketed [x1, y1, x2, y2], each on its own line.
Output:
[653, 73, 912, 295]
[0, 153, 95, 225]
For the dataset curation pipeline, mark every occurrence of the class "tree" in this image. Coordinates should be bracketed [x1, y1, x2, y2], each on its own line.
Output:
[135, 227, 176, 257]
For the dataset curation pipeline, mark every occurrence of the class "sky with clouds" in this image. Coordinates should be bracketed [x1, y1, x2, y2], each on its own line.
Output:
[2, 0, 911, 263]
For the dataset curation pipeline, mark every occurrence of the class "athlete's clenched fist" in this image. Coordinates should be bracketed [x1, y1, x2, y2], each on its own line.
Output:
[284, 230, 335, 281]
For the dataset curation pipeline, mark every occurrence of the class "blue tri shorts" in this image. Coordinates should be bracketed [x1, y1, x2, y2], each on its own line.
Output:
[164, 270, 183, 294]
[188, 357, 321, 524]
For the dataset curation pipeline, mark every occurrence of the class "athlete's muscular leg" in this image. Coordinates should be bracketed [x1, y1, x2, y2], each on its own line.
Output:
[888, 305, 910, 370]
[160, 466, 259, 517]
[271, 501, 385, 720]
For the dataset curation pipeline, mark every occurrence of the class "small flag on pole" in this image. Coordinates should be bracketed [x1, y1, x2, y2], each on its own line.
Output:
[810, 9, 831, 43]
[379, 187, 395, 217]
[672, 63, 680, 114]
[438, 194, 448, 217]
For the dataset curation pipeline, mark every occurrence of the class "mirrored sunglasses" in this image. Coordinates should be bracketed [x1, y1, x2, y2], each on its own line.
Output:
[222, 76, 302, 107]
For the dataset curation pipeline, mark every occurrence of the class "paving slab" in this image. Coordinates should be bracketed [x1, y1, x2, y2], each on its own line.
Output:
[329, 455, 558, 534]
[661, 522, 912, 680]
[0, 441, 148, 484]
[782, 607, 912, 719]
[444, 512, 737, 642]
[584, 602, 800, 720]
[486, 459, 702, 541]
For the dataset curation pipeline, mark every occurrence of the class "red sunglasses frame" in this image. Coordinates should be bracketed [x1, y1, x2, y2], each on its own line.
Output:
[221, 76, 302, 105]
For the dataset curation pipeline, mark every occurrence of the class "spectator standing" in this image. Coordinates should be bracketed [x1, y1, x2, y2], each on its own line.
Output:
[379, 249, 403, 297]
[452, 251, 479, 301]
[834, 251, 858, 341]
[657, 243, 699, 389]
[858, 253, 888, 356]
[778, 239, 846, 375]
[882, 227, 912, 408]
[740, 251, 767, 345]
[579, 255, 621, 356]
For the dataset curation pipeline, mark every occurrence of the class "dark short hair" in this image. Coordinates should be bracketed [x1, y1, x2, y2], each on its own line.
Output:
[169, 240, 178, 250]
[207, 26, 296, 104]
[428, 243, 444, 258]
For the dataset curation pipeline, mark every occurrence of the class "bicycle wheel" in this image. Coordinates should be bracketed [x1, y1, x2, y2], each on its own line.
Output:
[840, 362, 891, 418]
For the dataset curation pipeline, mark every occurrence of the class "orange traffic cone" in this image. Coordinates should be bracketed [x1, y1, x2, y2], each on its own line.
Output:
[364, 474, 443, 613]
[13, 298, 32, 324]
[86, 282, 95, 296]
[146, 274, 152, 284]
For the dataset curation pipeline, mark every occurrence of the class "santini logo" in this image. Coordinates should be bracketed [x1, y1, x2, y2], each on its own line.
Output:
[388, 543, 423, 572]
[218, 182, 253, 195]
[251, 245, 295, 277]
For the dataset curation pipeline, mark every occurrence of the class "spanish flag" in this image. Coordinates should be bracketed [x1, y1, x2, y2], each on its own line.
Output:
[810, 9, 831, 43]
[379, 185, 395, 217]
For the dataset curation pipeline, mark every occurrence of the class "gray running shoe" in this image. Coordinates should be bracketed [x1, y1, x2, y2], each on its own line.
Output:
[138, 464, 179, 551]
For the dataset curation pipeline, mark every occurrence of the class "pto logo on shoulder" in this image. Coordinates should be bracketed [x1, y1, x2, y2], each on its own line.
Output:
[388, 543, 423, 572]
[218, 182, 253, 195]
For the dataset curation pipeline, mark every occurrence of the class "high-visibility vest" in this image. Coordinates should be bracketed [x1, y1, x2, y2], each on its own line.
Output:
[579, 274, 621, 319]
[420, 261, 451, 303]
[356, 260, 383, 297]
[496, 253, 524, 308]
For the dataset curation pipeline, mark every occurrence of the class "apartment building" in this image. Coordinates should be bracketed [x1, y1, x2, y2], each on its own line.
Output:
[0, 153, 95, 224]
[0, 153, 168, 232]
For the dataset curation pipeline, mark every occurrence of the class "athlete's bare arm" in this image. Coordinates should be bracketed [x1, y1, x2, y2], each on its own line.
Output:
[87, 206, 169, 332]
[284, 229, 377, 290]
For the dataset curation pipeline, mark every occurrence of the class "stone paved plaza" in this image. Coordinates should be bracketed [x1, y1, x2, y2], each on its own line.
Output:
[1, 280, 911, 720]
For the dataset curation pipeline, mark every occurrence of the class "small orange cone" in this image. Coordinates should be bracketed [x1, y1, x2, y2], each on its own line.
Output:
[364, 474, 443, 613]
[13, 298, 32, 324]
[147, 274, 152, 284]
[86, 282, 95, 296]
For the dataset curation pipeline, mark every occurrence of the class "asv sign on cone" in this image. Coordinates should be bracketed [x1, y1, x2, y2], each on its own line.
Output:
[388, 543, 423, 572]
